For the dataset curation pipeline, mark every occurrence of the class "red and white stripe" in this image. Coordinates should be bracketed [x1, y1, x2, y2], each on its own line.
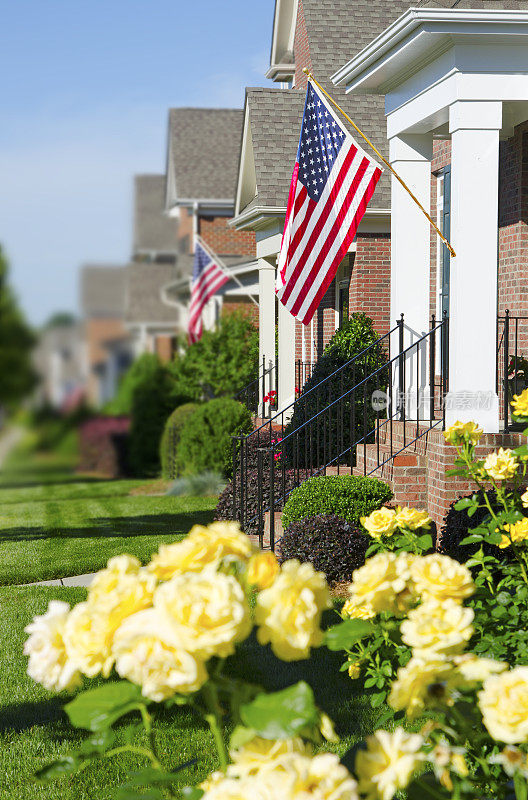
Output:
[276, 93, 382, 325]
[188, 252, 229, 344]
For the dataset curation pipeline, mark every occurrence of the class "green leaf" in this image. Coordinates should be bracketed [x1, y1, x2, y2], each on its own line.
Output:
[229, 725, 258, 751]
[34, 756, 82, 781]
[446, 467, 468, 477]
[454, 497, 476, 510]
[370, 691, 386, 708]
[515, 444, 528, 459]
[65, 681, 144, 731]
[78, 729, 116, 756]
[460, 534, 484, 545]
[415, 533, 433, 551]
[125, 765, 197, 786]
[487, 531, 504, 545]
[407, 776, 450, 800]
[325, 619, 375, 651]
[181, 789, 204, 800]
[240, 682, 318, 739]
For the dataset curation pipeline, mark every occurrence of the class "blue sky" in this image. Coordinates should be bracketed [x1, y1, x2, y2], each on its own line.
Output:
[0, 0, 274, 325]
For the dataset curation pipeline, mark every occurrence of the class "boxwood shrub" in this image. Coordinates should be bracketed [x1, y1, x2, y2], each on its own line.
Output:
[174, 398, 252, 479]
[278, 514, 369, 583]
[160, 403, 199, 480]
[281, 474, 393, 530]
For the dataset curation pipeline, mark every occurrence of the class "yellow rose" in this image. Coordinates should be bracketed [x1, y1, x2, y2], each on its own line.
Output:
[247, 551, 280, 590]
[502, 518, 528, 548]
[356, 728, 424, 800]
[444, 420, 483, 446]
[360, 507, 398, 538]
[348, 661, 361, 680]
[400, 599, 474, 656]
[478, 666, 528, 743]
[453, 654, 508, 686]
[228, 736, 310, 778]
[394, 506, 431, 531]
[483, 448, 519, 482]
[255, 560, 331, 661]
[389, 655, 454, 718]
[522, 490, 528, 509]
[342, 597, 375, 620]
[512, 388, 528, 418]
[112, 608, 208, 701]
[348, 553, 411, 616]
[154, 571, 251, 660]
[148, 522, 256, 580]
[24, 601, 82, 692]
[410, 554, 474, 603]
[63, 602, 116, 677]
[88, 554, 156, 616]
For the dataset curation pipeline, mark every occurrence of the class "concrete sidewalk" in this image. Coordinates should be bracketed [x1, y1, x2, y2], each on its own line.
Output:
[21, 573, 96, 588]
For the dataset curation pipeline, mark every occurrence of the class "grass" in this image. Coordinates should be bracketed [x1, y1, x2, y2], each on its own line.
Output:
[1, 586, 379, 799]
[0, 436, 217, 585]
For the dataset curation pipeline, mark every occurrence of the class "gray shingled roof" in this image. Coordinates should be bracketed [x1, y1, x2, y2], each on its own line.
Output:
[125, 263, 179, 325]
[168, 108, 244, 201]
[133, 174, 180, 255]
[419, 1, 528, 8]
[80, 265, 127, 317]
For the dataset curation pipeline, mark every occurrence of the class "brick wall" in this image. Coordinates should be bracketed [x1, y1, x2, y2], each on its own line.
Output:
[178, 206, 193, 254]
[199, 215, 256, 258]
[498, 122, 528, 317]
[351, 234, 391, 335]
[294, 0, 312, 89]
[221, 299, 259, 324]
[155, 335, 175, 363]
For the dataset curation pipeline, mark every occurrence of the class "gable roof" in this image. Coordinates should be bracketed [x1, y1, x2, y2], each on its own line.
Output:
[80, 265, 127, 318]
[167, 108, 244, 203]
[133, 174, 180, 255]
[124, 263, 180, 325]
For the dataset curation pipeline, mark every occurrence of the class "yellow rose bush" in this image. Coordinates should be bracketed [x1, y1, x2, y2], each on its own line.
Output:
[360, 504, 433, 555]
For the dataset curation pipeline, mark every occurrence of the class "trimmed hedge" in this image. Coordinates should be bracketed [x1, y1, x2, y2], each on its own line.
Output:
[175, 398, 252, 478]
[160, 403, 199, 480]
[278, 514, 369, 584]
[281, 474, 393, 530]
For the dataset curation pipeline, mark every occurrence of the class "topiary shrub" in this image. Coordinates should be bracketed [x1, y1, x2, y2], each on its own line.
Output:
[439, 489, 511, 564]
[281, 474, 393, 530]
[160, 403, 199, 480]
[284, 313, 387, 467]
[278, 514, 369, 584]
[175, 398, 252, 478]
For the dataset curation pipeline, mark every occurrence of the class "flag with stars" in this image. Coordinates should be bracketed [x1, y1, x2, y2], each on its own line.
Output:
[188, 239, 230, 344]
[276, 81, 383, 325]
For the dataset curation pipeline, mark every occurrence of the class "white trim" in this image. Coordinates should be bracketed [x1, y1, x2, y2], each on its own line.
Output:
[235, 104, 258, 217]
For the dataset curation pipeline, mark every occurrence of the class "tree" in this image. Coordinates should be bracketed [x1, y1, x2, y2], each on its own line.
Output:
[0, 246, 37, 407]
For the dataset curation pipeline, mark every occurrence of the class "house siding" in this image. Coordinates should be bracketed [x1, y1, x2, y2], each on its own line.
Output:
[199, 215, 256, 258]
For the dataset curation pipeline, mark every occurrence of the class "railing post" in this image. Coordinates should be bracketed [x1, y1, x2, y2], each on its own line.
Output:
[441, 311, 449, 428]
[397, 313, 405, 421]
[504, 309, 510, 433]
[430, 314, 436, 422]
[257, 448, 264, 548]
[269, 449, 275, 552]
[232, 436, 238, 521]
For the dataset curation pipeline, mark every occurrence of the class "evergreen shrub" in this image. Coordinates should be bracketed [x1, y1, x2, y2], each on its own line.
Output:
[160, 403, 199, 480]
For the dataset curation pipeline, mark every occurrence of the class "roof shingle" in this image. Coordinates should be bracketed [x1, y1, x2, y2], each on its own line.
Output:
[133, 175, 180, 255]
[80, 266, 127, 318]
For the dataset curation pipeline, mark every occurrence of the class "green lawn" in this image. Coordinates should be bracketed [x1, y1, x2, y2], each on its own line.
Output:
[0, 439, 217, 585]
[1, 586, 378, 800]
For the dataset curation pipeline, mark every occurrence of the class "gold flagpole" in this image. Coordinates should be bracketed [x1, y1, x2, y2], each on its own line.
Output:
[303, 68, 456, 258]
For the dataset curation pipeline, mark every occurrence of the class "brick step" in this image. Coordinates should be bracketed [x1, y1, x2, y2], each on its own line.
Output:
[354, 444, 428, 509]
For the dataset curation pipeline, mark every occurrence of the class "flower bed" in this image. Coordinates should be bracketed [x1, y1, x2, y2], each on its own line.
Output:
[78, 416, 130, 477]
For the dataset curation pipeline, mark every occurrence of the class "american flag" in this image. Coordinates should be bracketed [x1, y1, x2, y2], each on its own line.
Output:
[188, 239, 230, 344]
[276, 81, 383, 325]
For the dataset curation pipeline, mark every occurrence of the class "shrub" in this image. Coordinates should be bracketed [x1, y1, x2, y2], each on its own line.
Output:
[281, 474, 393, 530]
[170, 310, 259, 400]
[284, 313, 387, 467]
[439, 489, 510, 563]
[128, 356, 183, 477]
[175, 398, 252, 478]
[278, 514, 369, 583]
[160, 403, 199, 480]
[78, 416, 130, 477]
[105, 353, 193, 417]
[166, 471, 227, 497]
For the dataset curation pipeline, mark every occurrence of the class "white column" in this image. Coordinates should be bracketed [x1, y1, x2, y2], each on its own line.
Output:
[258, 258, 276, 416]
[389, 134, 432, 418]
[278, 295, 296, 415]
[445, 100, 501, 432]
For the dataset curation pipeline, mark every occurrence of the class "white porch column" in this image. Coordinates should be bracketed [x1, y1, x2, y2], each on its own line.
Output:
[278, 296, 296, 414]
[389, 134, 432, 418]
[445, 100, 502, 432]
[258, 258, 276, 416]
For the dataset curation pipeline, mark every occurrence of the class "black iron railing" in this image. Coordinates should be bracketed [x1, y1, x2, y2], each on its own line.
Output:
[232, 314, 449, 549]
[233, 357, 278, 417]
[295, 359, 316, 394]
[497, 311, 528, 432]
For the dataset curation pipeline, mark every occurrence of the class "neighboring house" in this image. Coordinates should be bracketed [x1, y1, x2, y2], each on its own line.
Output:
[124, 174, 183, 358]
[329, 0, 528, 521]
[80, 265, 132, 405]
[34, 318, 85, 409]
[232, 0, 409, 411]
[162, 108, 259, 329]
